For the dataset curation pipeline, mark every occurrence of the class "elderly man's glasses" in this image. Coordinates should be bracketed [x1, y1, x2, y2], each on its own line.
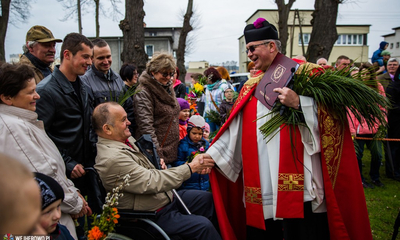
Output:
[159, 71, 175, 78]
[246, 41, 270, 54]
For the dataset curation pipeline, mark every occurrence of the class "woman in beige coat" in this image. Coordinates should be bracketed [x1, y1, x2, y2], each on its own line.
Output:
[0, 63, 89, 240]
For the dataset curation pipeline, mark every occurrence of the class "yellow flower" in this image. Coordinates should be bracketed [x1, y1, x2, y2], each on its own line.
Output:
[194, 83, 204, 92]
[88, 226, 105, 240]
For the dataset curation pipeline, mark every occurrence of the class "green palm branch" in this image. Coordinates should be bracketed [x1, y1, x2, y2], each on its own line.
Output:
[259, 66, 390, 142]
[206, 109, 221, 125]
[118, 85, 139, 106]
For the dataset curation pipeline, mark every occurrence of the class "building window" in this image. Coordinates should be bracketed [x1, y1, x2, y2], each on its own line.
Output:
[390, 43, 394, 49]
[298, 33, 310, 45]
[145, 45, 154, 57]
[397, 42, 399, 48]
[335, 34, 364, 46]
[150, 32, 157, 36]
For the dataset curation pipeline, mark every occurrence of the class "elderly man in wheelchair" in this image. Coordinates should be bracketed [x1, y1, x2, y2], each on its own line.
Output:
[92, 102, 221, 240]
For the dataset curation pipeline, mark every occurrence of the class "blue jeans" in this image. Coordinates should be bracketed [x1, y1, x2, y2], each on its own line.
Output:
[356, 134, 382, 182]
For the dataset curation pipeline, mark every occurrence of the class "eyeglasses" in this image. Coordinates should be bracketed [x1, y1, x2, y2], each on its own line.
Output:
[246, 41, 270, 54]
[159, 71, 175, 78]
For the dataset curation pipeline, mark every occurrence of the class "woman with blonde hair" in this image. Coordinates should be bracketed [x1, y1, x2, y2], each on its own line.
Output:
[133, 53, 180, 164]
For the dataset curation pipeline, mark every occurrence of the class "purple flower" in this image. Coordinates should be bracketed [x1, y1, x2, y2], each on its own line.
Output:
[253, 18, 266, 29]
[199, 147, 205, 152]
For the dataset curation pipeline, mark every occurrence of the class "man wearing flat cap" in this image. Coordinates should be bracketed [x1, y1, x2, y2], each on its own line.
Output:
[194, 18, 372, 240]
[19, 25, 62, 84]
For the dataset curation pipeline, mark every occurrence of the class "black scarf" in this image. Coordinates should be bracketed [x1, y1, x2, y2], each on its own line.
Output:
[25, 52, 52, 78]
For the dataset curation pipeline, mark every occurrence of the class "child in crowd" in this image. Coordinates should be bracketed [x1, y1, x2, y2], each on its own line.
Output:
[173, 115, 210, 191]
[219, 87, 235, 125]
[34, 172, 74, 240]
[203, 123, 211, 143]
[372, 41, 389, 73]
[177, 98, 190, 140]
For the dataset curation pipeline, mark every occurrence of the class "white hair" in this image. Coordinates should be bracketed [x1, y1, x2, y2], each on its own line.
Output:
[272, 40, 282, 52]
[316, 58, 328, 64]
[23, 41, 38, 53]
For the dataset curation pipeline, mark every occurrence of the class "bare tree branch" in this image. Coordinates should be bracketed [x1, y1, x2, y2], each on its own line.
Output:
[176, 0, 195, 82]
[0, 0, 33, 61]
[274, 0, 296, 55]
[56, 0, 122, 36]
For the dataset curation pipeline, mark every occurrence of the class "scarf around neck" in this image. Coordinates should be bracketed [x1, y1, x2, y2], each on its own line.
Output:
[179, 119, 188, 125]
[207, 80, 220, 91]
[25, 52, 52, 77]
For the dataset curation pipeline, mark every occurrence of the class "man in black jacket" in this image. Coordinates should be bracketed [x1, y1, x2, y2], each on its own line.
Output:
[81, 38, 136, 135]
[36, 33, 96, 195]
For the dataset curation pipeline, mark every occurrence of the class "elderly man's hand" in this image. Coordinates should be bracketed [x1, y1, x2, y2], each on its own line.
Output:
[273, 87, 300, 109]
[188, 153, 215, 174]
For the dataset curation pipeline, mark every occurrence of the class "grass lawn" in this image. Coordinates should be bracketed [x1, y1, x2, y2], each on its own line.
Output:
[360, 146, 400, 239]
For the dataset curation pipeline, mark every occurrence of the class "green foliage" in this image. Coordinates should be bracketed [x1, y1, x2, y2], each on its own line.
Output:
[206, 110, 221, 125]
[361, 147, 400, 239]
[106, 85, 139, 107]
[198, 75, 208, 86]
[117, 85, 139, 107]
[90, 207, 119, 236]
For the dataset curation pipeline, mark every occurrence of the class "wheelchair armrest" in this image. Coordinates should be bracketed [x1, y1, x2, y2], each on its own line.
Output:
[118, 209, 157, 220]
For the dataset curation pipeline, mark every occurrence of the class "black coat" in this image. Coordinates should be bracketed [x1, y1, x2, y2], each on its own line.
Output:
[174, 83, 187, 99]
[36, 66, 96, 179]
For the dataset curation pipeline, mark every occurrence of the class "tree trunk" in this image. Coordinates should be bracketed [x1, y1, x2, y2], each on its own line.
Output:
[305, 0, 339, 63]
[77, 0, 82, 34]
[176, 0, 193, 82]
[275, 0, 295, 56]
[0, 0, 11, 62]
[119, 0, 147, 73]
[94, 0, 100, 37]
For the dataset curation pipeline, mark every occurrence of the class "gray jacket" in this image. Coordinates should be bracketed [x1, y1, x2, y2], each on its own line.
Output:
[81, 65, 136, 133]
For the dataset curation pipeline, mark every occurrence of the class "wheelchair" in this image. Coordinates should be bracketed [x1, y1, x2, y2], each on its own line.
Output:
[85, 167, 173, 240]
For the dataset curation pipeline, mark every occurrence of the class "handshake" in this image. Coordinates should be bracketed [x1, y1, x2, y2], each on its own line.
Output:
[187, 153, 215, 174]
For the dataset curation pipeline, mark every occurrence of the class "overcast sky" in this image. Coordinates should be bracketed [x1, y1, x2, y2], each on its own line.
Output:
[4, 0, 400, 65]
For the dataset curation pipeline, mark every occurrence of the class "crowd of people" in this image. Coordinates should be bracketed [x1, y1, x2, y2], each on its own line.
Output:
[1, 18, 399, 240]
